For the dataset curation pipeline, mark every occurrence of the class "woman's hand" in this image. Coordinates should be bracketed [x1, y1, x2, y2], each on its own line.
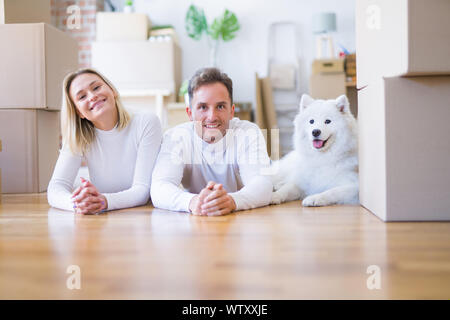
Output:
[71, 178, 108, 214]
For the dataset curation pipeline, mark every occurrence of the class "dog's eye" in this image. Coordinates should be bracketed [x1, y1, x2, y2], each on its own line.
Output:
[325, 119, 331, 124]
[309, 119, 314, 124]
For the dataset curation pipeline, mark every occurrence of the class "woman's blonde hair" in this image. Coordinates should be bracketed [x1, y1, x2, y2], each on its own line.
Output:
[61, 68, 131, 155]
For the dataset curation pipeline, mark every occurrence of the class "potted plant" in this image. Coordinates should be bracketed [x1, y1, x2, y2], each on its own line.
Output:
[178, 80, 189, 104]
[185, 4, 240, 67]
[123, 0, 134, 13]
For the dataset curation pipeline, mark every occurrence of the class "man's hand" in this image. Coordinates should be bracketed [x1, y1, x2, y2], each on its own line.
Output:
[189, 181, 215, 215]
[71, 178, 108, 215]
[200, 184, 236, 216]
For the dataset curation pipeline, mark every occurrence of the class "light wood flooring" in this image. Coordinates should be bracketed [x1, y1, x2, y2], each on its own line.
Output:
[0, 194, 449, 299]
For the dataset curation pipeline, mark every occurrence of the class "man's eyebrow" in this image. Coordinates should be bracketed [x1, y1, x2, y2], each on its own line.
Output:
[75, 80, 97, 96]
[195, 101, 229, 106]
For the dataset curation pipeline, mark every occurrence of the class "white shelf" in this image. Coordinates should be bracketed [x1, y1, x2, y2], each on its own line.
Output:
[119, 89, 173, 128]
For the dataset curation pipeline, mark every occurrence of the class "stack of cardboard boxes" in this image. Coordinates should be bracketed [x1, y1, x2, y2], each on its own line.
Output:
[309, 58, 346, 100]
[344, 54, 356, 82]
[0, 0, 78, 193]
[356, 0, 450, 221]
[92, 12, 181, 121]
[0, 0, 51, 24]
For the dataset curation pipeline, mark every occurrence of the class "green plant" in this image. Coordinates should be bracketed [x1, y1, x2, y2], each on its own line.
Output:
[185, 5, 208, 40]
[185, 4, 240, 66]
[209, 9, 240, 41]
[125, 0, 133, 6]
[179, 80, 189, 97]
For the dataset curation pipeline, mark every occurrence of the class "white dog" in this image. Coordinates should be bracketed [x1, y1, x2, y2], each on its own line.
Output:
[271, 94, 359, 206]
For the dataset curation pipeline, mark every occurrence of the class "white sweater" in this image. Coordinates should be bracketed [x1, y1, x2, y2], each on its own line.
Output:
[47, 112, 162, 212]
[150, 118, 273, 212]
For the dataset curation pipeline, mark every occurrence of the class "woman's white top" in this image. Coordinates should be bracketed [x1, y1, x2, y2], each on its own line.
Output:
[150, 118, 273, 212]
[47, 112, 162, 212]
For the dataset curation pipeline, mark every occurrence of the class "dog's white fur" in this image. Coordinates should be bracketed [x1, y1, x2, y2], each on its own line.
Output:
[271, 94, 359, 206]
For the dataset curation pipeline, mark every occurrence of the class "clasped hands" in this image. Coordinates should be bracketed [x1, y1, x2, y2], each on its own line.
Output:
[71, 177, 108, 215]
[189, 181, 236, 216]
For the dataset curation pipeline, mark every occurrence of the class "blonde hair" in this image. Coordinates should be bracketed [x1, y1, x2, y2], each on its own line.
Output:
[61, 68, 131, 155]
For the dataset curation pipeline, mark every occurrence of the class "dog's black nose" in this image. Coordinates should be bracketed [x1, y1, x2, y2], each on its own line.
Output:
[312, 129, 321, 137]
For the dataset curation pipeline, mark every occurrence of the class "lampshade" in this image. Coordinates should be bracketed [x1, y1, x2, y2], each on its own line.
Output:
[313, 12, 336, 34]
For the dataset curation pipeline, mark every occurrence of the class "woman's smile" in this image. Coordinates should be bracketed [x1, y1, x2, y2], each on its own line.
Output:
[90, 98, 106, 111]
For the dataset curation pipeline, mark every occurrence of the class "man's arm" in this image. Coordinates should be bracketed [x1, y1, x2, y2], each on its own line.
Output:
[228, 125, 273, 211]
[150, 131, 196, 212]
[229, 174, 273, 210]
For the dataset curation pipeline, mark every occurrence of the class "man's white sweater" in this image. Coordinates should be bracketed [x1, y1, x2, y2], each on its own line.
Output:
[150, 118, 273, 212]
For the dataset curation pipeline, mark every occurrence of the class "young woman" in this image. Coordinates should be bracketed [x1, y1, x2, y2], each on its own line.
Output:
[48, 68, 162, 214]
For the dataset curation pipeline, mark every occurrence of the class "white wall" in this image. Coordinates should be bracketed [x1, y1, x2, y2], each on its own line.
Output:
[108, 0, 355, 107]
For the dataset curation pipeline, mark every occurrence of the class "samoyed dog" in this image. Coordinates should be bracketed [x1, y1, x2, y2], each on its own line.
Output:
[271, 94, 359, 206]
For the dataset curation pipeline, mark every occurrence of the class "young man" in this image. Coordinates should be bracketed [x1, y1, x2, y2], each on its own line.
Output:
[151, 68, 272, 216]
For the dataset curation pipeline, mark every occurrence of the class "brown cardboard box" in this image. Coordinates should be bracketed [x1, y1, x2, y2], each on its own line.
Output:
[0, 23, 78, 110]
[312, 59, 344, 75]
[358, 76, 450, 221]
[0, 0, 51, 24]
[309, 73, 346, 100]
[356, 0, 450, 87]
[0, 109, 60, 193]
[96, 12, 150, 41]
[234, 102, 252, 122]
[255, 74, 279, 157]
[92, 40, 181, 94]
[345, 54, 356, 77]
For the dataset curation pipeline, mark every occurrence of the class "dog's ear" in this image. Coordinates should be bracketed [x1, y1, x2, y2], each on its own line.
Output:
[335, 95, 350, 113]
[300, 94, 314, 112]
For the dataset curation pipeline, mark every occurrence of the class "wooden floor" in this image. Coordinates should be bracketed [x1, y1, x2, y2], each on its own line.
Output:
[0, 193, 449, 300]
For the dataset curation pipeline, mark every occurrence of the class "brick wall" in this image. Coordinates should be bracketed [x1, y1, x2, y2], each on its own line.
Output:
[51, 0, 104, 68]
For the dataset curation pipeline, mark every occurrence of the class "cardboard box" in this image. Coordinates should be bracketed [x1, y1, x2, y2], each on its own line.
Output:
[255, 74, 279, 157]
[309, 73, 346, 100]
[234, 102, 252, 122]
[346, 86, 358, 118]
[0, 0, 51, 24]
[345, 54, 356, 77]
[92, 40, 181, 94]
[96, 12, 150, 41]
[0, 23, 78, 110]
[358, 76, 450, 221]
[356, 0, 450, 87]
[0, 109, 60, 193]
[312, 59, 344, 75]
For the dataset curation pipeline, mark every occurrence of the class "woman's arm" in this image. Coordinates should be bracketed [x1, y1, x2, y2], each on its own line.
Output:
[47, 148, 83, 211]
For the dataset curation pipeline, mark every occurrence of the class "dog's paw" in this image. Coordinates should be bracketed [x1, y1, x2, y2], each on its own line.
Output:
[271, 192, 283, 205]
[302, 194, 330, 207]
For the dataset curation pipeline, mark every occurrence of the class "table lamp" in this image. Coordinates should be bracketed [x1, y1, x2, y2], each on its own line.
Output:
[313, 12, 337, 59]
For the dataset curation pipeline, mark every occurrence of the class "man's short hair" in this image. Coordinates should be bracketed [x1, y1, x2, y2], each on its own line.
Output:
[188, 67, 233, 108]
